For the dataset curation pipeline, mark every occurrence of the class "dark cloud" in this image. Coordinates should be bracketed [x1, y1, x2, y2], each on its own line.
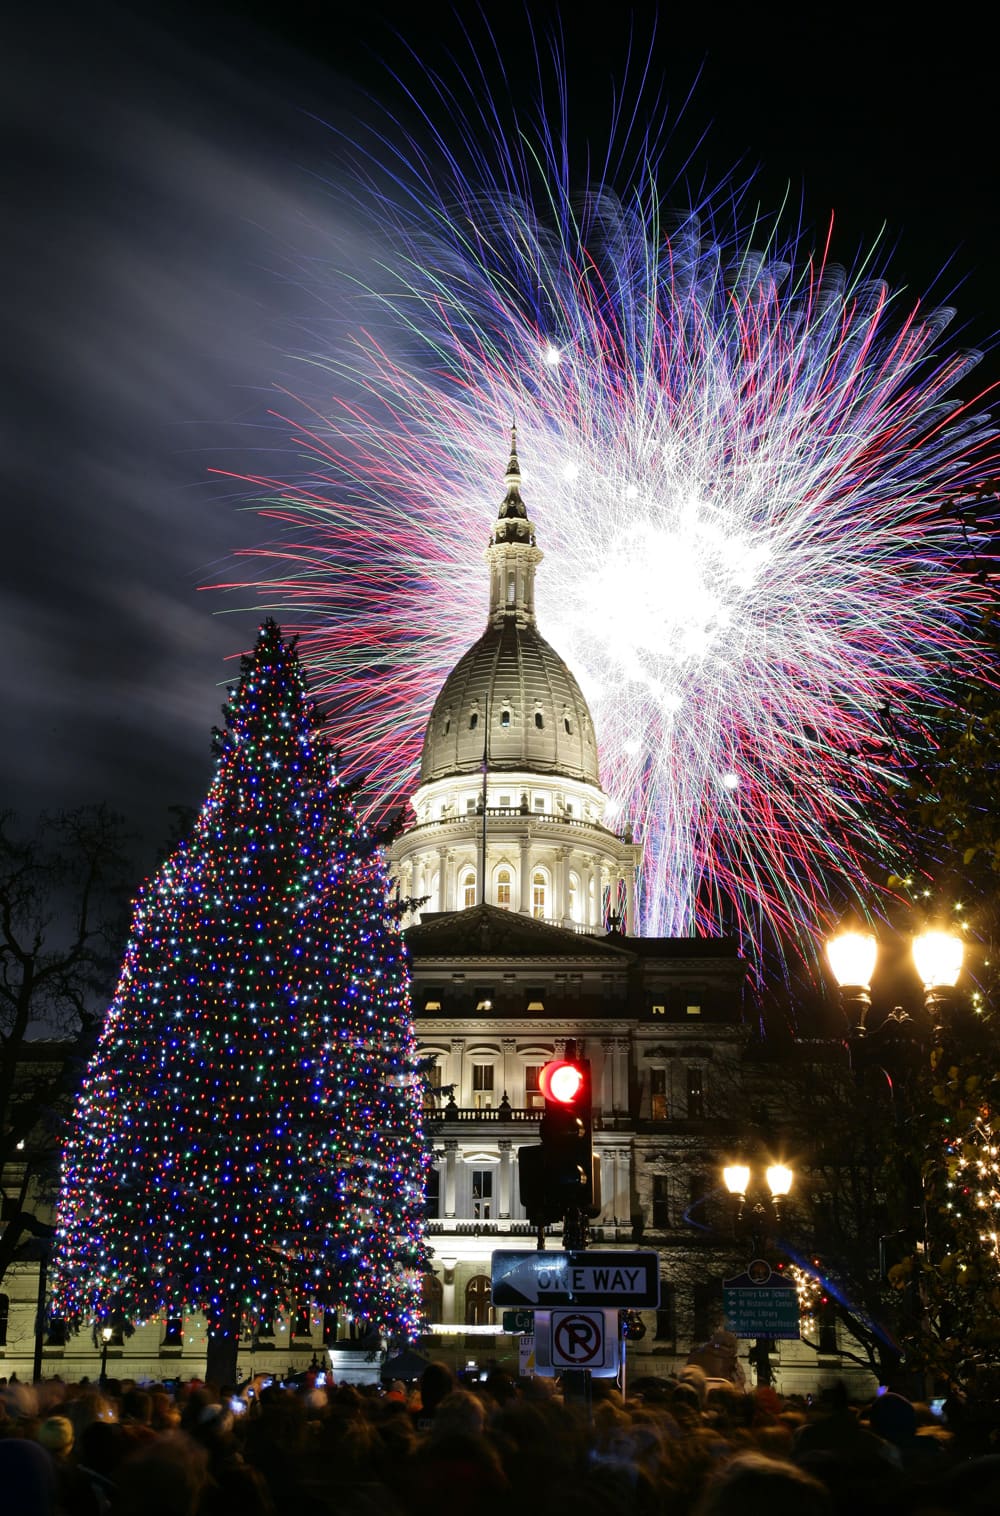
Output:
[1, 3, 370, 867]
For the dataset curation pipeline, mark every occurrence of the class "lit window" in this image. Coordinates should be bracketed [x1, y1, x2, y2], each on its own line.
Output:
[532, 871, 547, 919]
[472, 1169, 494, 1220]
[472, 1063, 494, 1107]
[525, 1065, 544, 1108]
[686, 1004, 702, 1017]
[461, 871, 476, 908]
[496, 868, 512, 909]
[651, 1067, 668, 1120]
[651, 1003, 666, 1016]
[424, 998, 442, 1012]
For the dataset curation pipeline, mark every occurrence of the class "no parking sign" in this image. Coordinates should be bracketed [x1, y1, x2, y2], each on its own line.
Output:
[533, 1308, 620, 1376]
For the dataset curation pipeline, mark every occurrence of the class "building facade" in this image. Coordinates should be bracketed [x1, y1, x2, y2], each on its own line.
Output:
[391, 436, 874, 1393]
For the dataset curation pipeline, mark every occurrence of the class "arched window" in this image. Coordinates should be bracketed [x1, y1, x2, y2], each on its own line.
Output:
[568, 871, 581, 923]
[588, 877, 596, 925]
[422, 1272, 444, 1325]
[564, 715, 573, 733]
[534, 710, 544, 729]
[443, 715, 451, 735]
[532, 870, 547, 920]
[429, 871, 441, 911]
[469, 711, 479, 730]
[461, 869, 476, 909]
[496, 867, 512, 910]
[500, 707, 511, 727]
[465, 1274, 494, 1326]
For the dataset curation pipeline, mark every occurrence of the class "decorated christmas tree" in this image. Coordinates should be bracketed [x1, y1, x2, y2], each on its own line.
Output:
[52, 621, 426, 1384]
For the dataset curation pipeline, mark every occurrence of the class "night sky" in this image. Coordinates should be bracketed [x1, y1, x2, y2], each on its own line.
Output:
[4, 1, 998, 881]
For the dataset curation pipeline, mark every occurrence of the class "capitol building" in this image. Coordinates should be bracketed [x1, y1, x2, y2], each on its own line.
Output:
[387, 432, 865, 1393]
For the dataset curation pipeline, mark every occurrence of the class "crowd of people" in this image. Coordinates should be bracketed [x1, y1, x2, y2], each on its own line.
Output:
[1, 1361, 999, 1516]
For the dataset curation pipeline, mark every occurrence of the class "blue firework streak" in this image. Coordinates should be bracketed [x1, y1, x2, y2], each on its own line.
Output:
[216, 35, 999, 960]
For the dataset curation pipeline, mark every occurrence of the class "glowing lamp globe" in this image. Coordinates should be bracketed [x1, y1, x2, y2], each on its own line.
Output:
[723, 1164, 751, 1197]
[539, 1060, 585, 1104]
[766, 1164, 794, 1198]
[912, 930, 964, 990]
[826, 930, 878, 989]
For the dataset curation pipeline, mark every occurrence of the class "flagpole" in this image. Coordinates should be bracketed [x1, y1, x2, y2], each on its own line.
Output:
[480, 691, 488, 905]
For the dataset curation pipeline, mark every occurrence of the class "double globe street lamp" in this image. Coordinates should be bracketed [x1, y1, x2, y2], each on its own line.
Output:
[826, 925, 965, 1040]
[721, 1162, 794, 1389]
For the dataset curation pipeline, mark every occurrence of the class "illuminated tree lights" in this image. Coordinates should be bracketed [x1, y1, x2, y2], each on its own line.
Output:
[52, 621, 427, 1365]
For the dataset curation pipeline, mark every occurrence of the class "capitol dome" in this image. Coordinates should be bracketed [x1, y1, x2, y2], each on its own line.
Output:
[421, 430, 600, 784]
[389, 428, 640, 936]
[420, 618, 600, 784]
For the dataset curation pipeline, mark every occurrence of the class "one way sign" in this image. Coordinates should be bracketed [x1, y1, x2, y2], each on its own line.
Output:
[491, 1250, 660, 1307]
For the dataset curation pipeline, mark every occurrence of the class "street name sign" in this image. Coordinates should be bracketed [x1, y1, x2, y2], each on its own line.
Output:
[723, 1264, 800, 1340]
[502, 1309, 535, 1334]
[491, 1249, 660, 1307]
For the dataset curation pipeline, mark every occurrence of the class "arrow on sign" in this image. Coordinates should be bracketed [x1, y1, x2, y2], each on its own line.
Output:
[491, 1250, 659, 1307]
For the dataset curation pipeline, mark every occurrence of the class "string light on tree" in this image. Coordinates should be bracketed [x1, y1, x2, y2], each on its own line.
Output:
[51, 621, 426, 1383]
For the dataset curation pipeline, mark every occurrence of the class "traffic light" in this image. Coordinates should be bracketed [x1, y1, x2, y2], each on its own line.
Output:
[518, 1053, 595, 1225]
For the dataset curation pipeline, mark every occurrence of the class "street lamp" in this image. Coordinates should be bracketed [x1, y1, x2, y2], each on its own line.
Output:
[825, 929, 878, 1035]
[99, 1325, 113, 1389]
[722, 1161, 794, 1388]
[827, 924, 964, 1040]
[912, 929, 964, 1028]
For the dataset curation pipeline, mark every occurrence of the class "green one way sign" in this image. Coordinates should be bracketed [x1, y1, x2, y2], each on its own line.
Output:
[491, 1250, 660, 1307]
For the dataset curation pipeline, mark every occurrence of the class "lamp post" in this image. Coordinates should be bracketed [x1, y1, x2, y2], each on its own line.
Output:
[826, 924, 964, 1047]
[99, 1325, 113, 1389]
[722, 1161, 794, 1387]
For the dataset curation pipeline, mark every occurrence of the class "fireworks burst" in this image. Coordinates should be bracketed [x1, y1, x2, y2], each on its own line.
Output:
[215, 37, 999, 958]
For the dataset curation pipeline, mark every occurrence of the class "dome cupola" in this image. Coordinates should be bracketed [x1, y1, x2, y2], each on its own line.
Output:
[419, 428, 600, 786]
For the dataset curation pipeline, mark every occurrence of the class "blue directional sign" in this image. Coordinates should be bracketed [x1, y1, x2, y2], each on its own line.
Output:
[491, 1250, 660, 1307]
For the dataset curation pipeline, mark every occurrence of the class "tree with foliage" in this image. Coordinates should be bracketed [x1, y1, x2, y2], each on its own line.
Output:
[52, 622, 426, 1385]
[0, 805, 130, 1289]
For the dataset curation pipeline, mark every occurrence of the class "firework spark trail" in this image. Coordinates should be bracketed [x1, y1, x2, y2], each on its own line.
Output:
[214, 48, 999, 958]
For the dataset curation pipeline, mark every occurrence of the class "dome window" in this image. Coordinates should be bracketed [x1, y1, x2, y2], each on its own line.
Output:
[469, 711, 479, 730]
[534, 711, 544, 730]
[500, 707, 511, 728]
[564, 715, 572, 734]
[443, 715, 451, 735]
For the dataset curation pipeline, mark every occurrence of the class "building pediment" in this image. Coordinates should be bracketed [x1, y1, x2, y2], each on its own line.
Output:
[404, 904, 633, 960]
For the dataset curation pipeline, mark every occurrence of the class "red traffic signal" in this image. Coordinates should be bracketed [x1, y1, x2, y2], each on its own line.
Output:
[538, 1059, 587, 1105]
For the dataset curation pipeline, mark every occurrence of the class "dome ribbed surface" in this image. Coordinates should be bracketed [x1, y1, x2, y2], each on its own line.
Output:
[420, 618, 600, 784]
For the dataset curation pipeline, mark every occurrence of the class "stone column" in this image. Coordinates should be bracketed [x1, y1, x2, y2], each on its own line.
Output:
[437, 846, 448, 911]
[557, 848, 570, 924]
[443, 1139, 459, 1218]
[519, 836, 531, 914]
[498, 1139, 513, 1220]
[450, 1038, 465, 1108]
